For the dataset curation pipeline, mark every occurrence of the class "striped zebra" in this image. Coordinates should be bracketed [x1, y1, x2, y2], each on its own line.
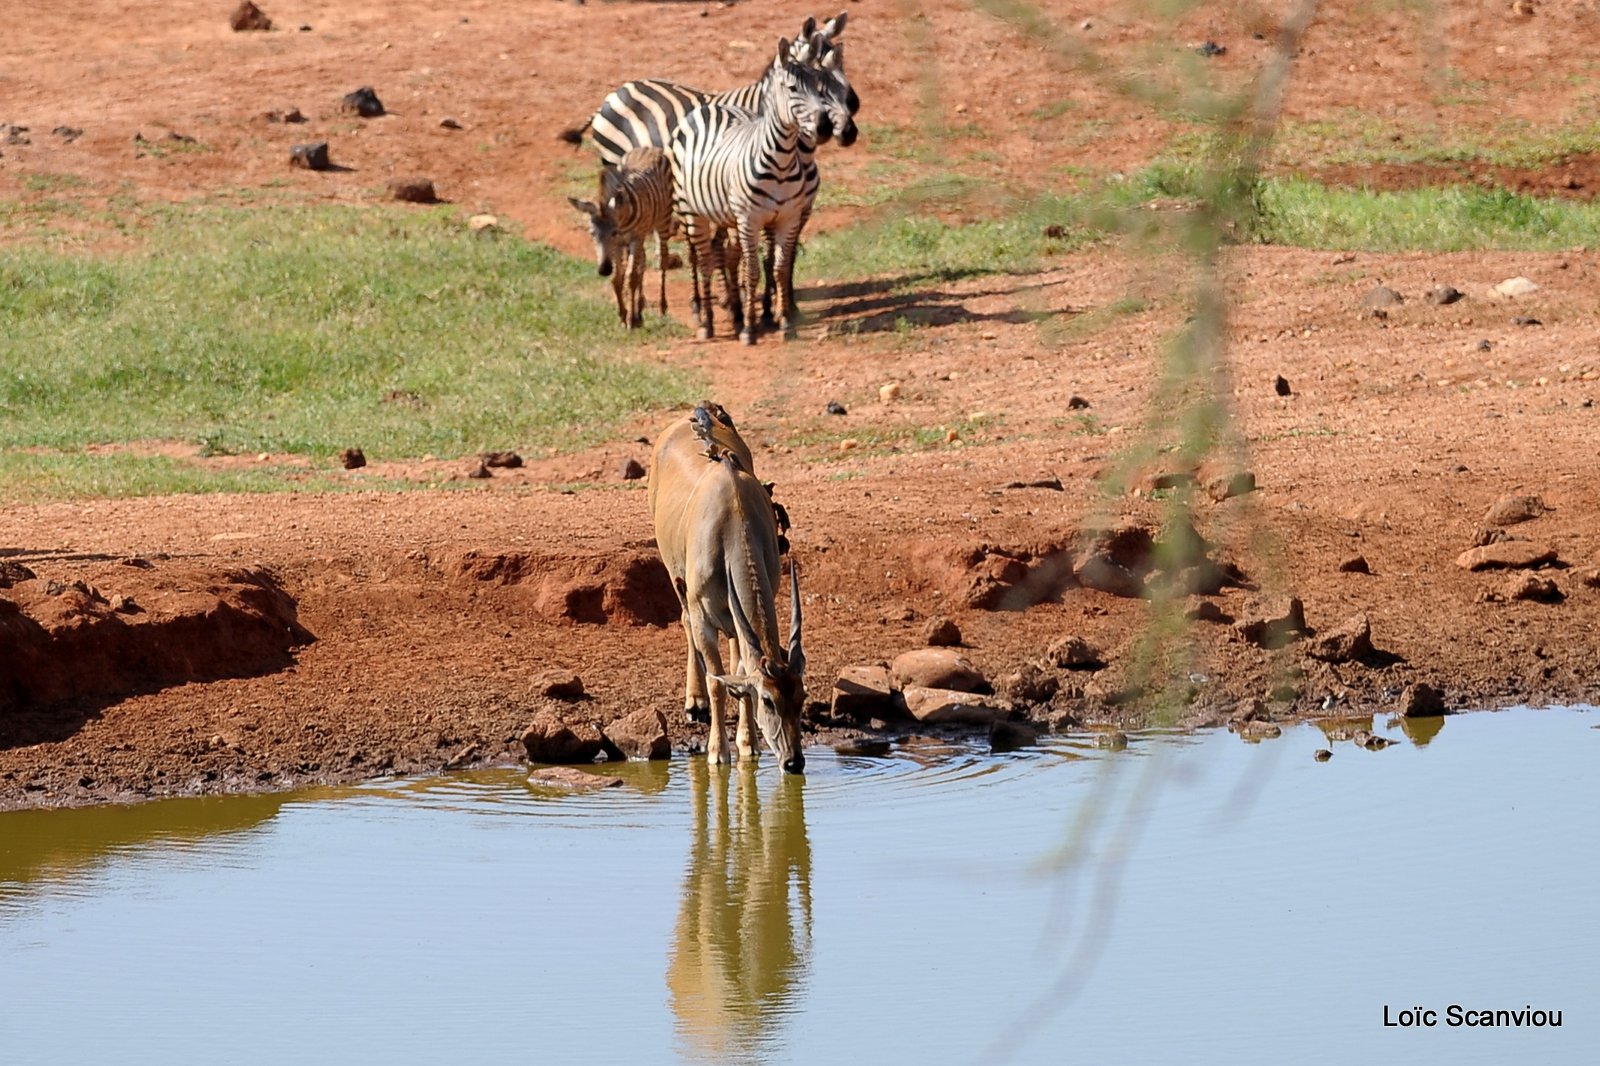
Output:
[559, 13, 858, 326]
[567, 146, 675, 329]
[670, 36, 832, 344]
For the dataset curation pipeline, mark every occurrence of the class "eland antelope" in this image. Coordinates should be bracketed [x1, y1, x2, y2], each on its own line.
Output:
[649, 404, 806, 772]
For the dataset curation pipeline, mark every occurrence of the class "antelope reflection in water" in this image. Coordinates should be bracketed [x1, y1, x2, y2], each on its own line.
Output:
[667, 760, 813, 1061]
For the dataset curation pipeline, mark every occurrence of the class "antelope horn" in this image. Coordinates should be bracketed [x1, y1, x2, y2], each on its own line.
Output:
[788, 558, 805, 675]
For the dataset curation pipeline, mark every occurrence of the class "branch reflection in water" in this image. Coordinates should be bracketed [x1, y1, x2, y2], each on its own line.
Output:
[667, 761, 813, 1062]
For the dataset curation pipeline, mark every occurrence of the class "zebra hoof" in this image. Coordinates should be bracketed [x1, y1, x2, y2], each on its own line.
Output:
[739, 331, 757, 346]
[696, 326, 712, 342]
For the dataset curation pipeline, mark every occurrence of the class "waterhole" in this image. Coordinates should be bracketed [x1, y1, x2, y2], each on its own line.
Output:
[3, 708, 1595, 1064]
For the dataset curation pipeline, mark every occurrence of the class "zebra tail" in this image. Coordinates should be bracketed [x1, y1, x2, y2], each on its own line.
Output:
[556, 118, 593, 146]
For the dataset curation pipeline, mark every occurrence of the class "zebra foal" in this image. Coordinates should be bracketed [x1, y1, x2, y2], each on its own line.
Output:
[670, 36, 832, 344]
[568, 145, 675, 329]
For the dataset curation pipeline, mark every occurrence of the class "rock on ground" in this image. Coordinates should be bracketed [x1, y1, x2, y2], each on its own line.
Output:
[1234, 596, 1307, 648]
[1482, 493, 1548, 526]
[1044, 635, 1102, 669]
[996, 662, 1058, 704]
[890, 648, 987, 693]
[901, 685, 1007, 725]
[1306, 614, 1373, 663]
[1399, 683, 1447, 717]
[922, 615, 962, 646]
[601, 708, 669, 760]
[1455, 542, 1558, 571]
[832, 663, 897, 718]
[528, 766, 623, 791]
[535, 671, 586, 700]
[519, 712, 605, 764]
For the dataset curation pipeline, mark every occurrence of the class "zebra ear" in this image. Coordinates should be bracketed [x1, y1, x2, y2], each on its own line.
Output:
[801, 16, 816, 37]
[568, 197, 597, 217]
[776, 36, 792, 65]
[823, 12, 847, 40]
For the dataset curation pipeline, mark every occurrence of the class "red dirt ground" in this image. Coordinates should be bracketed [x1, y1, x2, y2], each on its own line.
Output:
[4, 1, 1600, 808]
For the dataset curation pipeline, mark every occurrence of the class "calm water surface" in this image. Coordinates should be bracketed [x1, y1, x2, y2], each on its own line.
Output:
[2, 707, 1596, 1065]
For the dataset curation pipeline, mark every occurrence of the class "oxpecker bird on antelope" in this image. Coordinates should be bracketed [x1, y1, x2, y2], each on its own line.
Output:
[650, 403, 807, 772]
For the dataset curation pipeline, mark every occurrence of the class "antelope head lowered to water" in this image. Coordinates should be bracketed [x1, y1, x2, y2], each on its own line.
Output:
[649, 403, 806, 772]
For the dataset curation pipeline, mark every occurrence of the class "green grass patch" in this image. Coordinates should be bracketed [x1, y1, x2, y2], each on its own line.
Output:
[0, 203, 695, 489]
[0, 451, 350, 503]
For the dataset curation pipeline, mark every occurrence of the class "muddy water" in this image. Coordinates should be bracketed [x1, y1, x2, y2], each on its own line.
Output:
[2, 708, 1596, 1065]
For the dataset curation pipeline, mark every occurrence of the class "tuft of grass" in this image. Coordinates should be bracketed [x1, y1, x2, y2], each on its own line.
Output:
[0, 203, 695, 478]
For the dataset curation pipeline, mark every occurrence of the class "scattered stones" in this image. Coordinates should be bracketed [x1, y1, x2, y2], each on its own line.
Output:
[601, 708, 670, 760]
[1044, 635, 1102, 669]
[229, 1, 273, 31]
[1205, 470, 1256, 501]
[922, 616, 962, 647]
[900, 685, 1006, 725]
[466, 459, 492, 479]
[1483, 493, 1547, 526]
[1229, 697, 1267, 725]
[996, 663, 1059, 704]
[1093, 730, 1128, 751]
[1238, 719, 1282, 740]
[1576, 567, 1600, 590]
[1234, 596, 1307, 648]
[618, 457, 646, 481]
[108, 593, 141, 615]
[989, 719, 1039, 753]
[1067, 395, 1091, 410]
[825, 400, 847, 415]
[1306, 614, 1373, 664]
[1042, 224, 1067, 240]
[832, 663, 897, 719]
[1002, 476, 1064, 491]
[1338, 554, 1371, 574]
[1352, 730, 1393, 751]
[341, 86, 385, 118]
[1505, 572, 1562, 602]
[1425, 285, 1463, 305]
[481, 450, 522, 468]
[535, 672, 585, 700]
[1313, 748, 1333, 762]
[3, 125, 32, 146]
[890, 648, 987, 693]
[51, 125, 83, 142]
[338, 447, 366, 470]
[878, 381, 902, 404]
[1362, 284, 1404, 309]
[1492, 276, 1539, 298]
[1398, 683, 1446, 718]
[443, 741, 480, 770]
[467, 214, 500, 234]
[1455, 541, 1557, 571]
[1511, 315, 1542, 327]
[527, 766, 623, 791]
[1274, 374, 1292, 396]
[288, 141, 331, 170]
[264, 108, 307, 124]
[1195, 40, 1226, 57]
[519, 712, 605, 764]
[439, 117, 463, 129]
[387, 177, 439, 203]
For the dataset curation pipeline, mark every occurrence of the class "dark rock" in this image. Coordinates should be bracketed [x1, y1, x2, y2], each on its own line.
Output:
[1511, 316, 1542, 327]
[1093, 730, 1128, 750]
[1274, 374, 1292, 396]
[1477, 339, 1493, 352]
[1504, 573, 1562, 603]
[51, 125, 83, 142]
[229, 1, 273, 31]
[338, 447, 366, 470]
[890, 648, 987, 693]
[1044, 635, 1102, 669]
[264, 108, 307, 124]
[519, 713, 604, 764]
[601, 708, 670, 760]
[1426, 285, 1463, 305]
[618, 457, 646, 481]
[831, 664, 897, 719]
[535, 672, 586, 700]
[834, 737, 892, 757]
[1002, 476, 1064, 491]
[1, 124, 29, 146]
[1205, 470, 1256, 501]
[527, 766, 623, 791]
[1238, 720, 1282, 740]
[1313, 748, 1333, 761]
[1229, 698, 1268, 725]
[996, 663, 1058, 704]
[1042, 224, 1067, 240]
[341, 86, 385, 118]
[1455, 541, 1557, 571]
[1195, 40, 1226, 57]
[1338, 554, 1371, 574]
[1067, 395, 1092, 410]
[1353, 730, 1393, 751]
[481, 450, 523, 468]
[1235, 596, 1306, 648]
[1399, 683, 1446, 718]
[439, 117, 462, 129]
[826, 400, 847, 415]
[387, 177, 438, 203]
[443, 741, 480, 770]
[1483, 493, 1548, 526]
[108, 594, 141, 614]
[989, 719, 1040, 753]
[466, 459, 492, 479]
[922, 616, 962, 647]
[1306, 614, 1372, 663]
[0, 561, 37, 588]
[288, 141, 331, 170]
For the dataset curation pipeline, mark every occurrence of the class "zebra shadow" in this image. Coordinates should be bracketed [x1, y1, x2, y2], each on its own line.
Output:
[797, 270, 1078, 334]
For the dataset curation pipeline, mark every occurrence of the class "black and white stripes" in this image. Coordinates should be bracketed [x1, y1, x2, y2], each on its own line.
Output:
[669, 38, 832, 344]
[567, 146, 676, 329]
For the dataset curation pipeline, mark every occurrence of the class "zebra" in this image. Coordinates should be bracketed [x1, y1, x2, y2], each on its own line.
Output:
[567, 146, 675, 329]
[670, 36, 833, 344]
[559, 13, 859, 327]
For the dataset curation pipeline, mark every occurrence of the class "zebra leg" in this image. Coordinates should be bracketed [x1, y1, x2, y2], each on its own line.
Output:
[686, 222, 715, 340]
[627, 237, 646, 329]
[737, 221, 761, 346]
[610, 248, 628, 327]
[721, 233, 745, 332]
[656, 226, 671, 316]
[761, 227, 778, 330]
[771, 223, 804, 336]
